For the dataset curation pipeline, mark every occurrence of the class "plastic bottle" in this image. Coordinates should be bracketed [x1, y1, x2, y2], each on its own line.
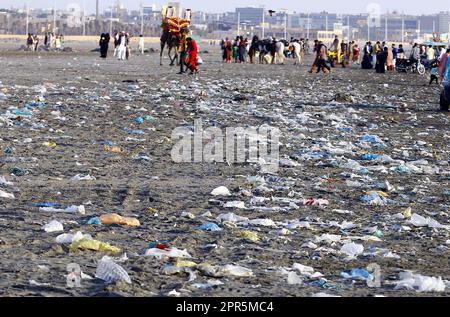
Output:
[96, 256, 131, 284]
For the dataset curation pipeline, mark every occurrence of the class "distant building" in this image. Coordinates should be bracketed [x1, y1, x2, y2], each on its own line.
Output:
[438, 11, 450, 34]
[168, 2, 182, 18]
[235, 7, 264, 25]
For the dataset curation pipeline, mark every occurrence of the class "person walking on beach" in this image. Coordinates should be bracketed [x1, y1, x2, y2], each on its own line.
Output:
[373, 41, 382, 65]
[138, 35, 145, 55]
[392, 44, 398, 68]
[427, 45, 435, 61]
[224, 38, 232, 63]
[33, 34, 39, 51]
[410, 43, 420, 69]
[178, 28, 189, 74]
[55, 35, 62, 50]
[313, 41, 330, 74]
[117, 32, 127, 61]
[232, 37, 239, 63]
[387, 45, 394, 71]
[186, 37, 199, 75]
[26, 34, 33, 51]
[352, 44, 360, 64]
[376, 47, 388, 73]
[99, 33, 110, 58]
[362, 42, 373, 69]
[125, 33, 132, 60]
[113, 32, 119, 57]
[238, 36, 247, 63]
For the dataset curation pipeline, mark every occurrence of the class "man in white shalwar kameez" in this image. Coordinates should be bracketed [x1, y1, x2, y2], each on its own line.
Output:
[117, 32, 127, 61]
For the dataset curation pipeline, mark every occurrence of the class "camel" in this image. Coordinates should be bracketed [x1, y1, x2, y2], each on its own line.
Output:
[160, 30, 180, 66]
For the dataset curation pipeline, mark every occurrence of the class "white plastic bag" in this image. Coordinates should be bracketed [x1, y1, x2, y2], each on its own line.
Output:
[42, 220, 64, 233]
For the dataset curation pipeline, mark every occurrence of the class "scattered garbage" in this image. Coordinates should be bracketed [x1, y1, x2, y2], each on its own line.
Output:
[0, 190, 15, 199]
[87, 217, 102, 226]
[69, 239, 121, 253]
[197, 264, 254, 278]
[145, 247, 192, 259]
[56, 232, 92, 244]
[96, 256, 131, 284]
[42, 220, 64, 233]
[99, 214, 140, 227]
[0, 176, 14, 186]
[394, 272, 446, 293]
[340, 243, 364, 259]
[40, 205, 86, 215]
[211, 186, 231, 196]
[2, 47, 450, 297]
[409, 214, 450, 230]
[340, 268, 373, 281]
[197, 223, 222, 232]
[238, 230, 260, 242]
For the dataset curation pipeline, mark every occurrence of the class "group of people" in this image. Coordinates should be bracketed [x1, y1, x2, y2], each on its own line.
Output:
[220, 36, 248, 63]
[98, 28, 200, 75]
[220, 36, 311, 65]
[26, 32, 64, 51]
[99, 32, 147, 60]
[361, 41, 399, 72]
[113, 31, 132, 61]
[308, 37, 359, 74]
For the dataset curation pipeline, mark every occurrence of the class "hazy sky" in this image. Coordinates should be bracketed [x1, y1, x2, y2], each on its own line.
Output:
[1, 0, 448, 15]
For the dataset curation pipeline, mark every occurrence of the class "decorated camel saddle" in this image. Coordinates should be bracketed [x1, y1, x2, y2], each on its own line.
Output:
[161, 6, 191, 35]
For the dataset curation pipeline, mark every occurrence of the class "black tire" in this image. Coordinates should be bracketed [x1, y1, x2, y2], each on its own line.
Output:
[440, 91, 449, 111]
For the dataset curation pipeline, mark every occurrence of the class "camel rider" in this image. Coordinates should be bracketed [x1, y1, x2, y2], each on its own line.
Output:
[178, 28, 189, 74]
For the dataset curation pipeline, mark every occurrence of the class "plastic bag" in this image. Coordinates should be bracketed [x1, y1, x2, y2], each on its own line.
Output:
[144, 247, 192, 259]
[340, 243, 364, 258]
[40, 205, 86, 215]
[0, 190, 15, 199]
[100, 213, 140, 227]
[211, 186, 231, 196]
[69, 239, 121, 253]
[395, 272, 446, 292]
[42, 220, 64, 233]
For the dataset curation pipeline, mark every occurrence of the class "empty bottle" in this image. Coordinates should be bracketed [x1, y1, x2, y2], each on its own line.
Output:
[96, 256, 131, 284]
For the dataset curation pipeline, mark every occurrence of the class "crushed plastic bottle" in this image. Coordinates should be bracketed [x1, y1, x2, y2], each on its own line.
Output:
[96, 256, 131, 284]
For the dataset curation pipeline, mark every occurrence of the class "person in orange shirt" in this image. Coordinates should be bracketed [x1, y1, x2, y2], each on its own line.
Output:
[186, 37, 199, 74]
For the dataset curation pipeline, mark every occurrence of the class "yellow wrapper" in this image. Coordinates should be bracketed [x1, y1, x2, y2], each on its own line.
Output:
[69, 239, 121, 253]
[238, 230, 260, 242]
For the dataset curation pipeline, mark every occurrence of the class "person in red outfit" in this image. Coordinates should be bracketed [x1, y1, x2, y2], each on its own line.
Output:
[186, 37, 199, 74]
